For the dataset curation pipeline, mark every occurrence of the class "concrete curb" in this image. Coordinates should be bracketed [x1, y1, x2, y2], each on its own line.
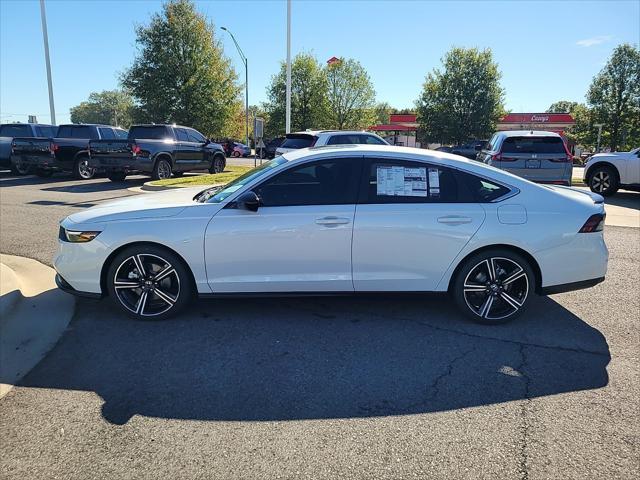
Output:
[0, 254, 75, 399]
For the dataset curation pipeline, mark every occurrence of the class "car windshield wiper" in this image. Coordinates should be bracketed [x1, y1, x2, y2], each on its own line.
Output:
[194, 185, 223, 203]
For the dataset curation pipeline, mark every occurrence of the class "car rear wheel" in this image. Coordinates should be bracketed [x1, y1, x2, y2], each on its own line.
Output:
[152, 158, 172, 180]
[108, 172, 127, 182]
[209, 154, 226, 174]
[588, 165, 619, 196]
[231, 151, 240, 158]
[452, 250, 534, 325]
[10, 160, 31, 175]
[73, 156, 95, 180]
[106, 246, 193, 321]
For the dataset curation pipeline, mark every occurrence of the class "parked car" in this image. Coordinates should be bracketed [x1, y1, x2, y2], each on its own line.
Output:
[88, 124, 226, 182]
[262, 136, 285, 159]
[477, 131, 573, 186]
[583, 147, 640, 196]
[55, 145, 607, 324]
[231, 142, 251, 158]
[0, 123, 56, 174]
[10, 124, 128, 179]
[275, 130, 388, 156]
[451, 140, 487, 159]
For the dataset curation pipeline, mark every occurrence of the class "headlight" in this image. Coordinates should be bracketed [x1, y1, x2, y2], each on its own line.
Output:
[60, 227, 101, 243]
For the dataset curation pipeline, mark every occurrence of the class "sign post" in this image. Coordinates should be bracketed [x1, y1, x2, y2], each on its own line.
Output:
[254, 117, 265, 166]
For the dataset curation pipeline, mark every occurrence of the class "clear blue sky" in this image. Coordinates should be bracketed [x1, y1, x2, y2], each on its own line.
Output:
[1, 0, 639, 125]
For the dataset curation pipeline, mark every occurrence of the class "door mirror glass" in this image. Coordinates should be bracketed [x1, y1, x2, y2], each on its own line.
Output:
[236, 191, 260, 212]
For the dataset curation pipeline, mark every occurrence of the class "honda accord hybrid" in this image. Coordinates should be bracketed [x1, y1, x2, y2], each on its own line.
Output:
[54, 145, 608, 324]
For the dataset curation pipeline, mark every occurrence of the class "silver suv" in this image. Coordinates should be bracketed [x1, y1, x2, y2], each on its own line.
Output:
[275, 130, 388, 156]
[477, 130, 573, 186]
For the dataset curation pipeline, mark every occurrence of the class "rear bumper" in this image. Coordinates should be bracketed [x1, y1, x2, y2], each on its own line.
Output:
[540, 276, 605, 295]
[11, 153, 59, 170]
[88, 156, 153, 173]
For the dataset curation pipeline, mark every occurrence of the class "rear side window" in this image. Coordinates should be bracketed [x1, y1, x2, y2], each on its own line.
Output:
[327, 134, 361, 145]
[98, 128, 116, 139]
[56, 125, 96, 139]
[361, 159, 461, 203]
[501, 136, 566, 154]
[128, 126, 169, 140]
[255, 159, 359, 207]
[457, 170, 511, 202]
[280, 134, 316, 149]
[361, 134, 387, 145]
[0, 124, 32, 137]
[35, 126, 56, 137]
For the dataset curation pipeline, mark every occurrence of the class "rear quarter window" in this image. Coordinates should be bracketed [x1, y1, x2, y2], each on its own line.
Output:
[457, 170, 511, 202]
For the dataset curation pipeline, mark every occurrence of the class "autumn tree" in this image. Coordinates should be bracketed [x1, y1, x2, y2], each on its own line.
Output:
[70, 90, 136, 128]
[325, 58, 376, 129]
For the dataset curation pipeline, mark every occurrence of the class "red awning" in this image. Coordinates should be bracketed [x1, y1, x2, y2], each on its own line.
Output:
[369, 124, 416, 132]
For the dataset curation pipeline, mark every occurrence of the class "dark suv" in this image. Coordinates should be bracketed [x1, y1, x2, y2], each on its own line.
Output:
[477, 130, 573, 186]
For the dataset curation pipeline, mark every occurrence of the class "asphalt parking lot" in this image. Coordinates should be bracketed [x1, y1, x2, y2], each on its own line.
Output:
[0, 170, 638, 479]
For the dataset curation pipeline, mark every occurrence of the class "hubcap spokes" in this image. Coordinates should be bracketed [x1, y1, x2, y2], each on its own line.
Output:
[592, 172, 610, 192]
[463, 257, 528, 321]
[114, 254, 180, 317]
[158, 162, 171, 179]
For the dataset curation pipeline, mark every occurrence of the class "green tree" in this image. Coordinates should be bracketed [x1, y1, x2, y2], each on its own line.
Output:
[416, 47, 505, 144]
[121, 0, 241, 137]
[546, 101, 596, 148]
[374, 102, 394, 125]
[69, 90, 136, 128]
[587, 43, 640, 151]
[325, 58, 376, 129]
[264, 53, 328, 135]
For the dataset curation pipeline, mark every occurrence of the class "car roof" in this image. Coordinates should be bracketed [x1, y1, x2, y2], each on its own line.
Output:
[496, 130, 562, 138]
[58, 123, 115, 128]
[288, 130, 375, 136]
[0, 123, 55, 127]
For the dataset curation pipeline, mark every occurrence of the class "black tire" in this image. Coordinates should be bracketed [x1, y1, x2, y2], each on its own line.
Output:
[172, 171, 184, 178]
[106, 245, 193, 321]
[108, 172, 127, 182]
[152, 157, 172, 180]
[209, 154, 226, 174]
[73, 156, 96, 180]
[588, 165, 619, 196]
[231, 151, 240, 158]
[35, 169, 53, 178]
[10, 160, 31, 175]
[451, 249, 535, 325]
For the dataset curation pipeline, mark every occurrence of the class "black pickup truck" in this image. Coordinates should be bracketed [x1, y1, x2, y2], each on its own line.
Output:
[0, 123, 56, 174]
[10, 123, 128, 179]
[88, 124, 226, 181]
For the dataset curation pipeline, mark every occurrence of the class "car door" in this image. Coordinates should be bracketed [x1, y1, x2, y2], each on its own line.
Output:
[204, 156, 362, 292]
[186, 128, 210, 168]
[352, 157, 486, 291]
[172, 128, 192, 170]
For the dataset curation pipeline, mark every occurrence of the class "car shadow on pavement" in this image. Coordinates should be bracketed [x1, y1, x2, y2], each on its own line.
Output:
[15, 294, 610, 425]
[604, 190, 640, 209]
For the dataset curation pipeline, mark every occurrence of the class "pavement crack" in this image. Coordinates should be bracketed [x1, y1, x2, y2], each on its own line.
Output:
[517, 344, 532, 480]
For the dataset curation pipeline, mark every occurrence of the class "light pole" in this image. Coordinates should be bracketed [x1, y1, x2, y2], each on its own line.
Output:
[39, 0, 56, 125]
[285, 0, 291, 133]
[594, 123, 604, 152]
[221, 27, 249, 149]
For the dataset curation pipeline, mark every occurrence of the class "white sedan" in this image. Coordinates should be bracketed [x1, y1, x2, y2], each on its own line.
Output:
[54, 145, 608, 324]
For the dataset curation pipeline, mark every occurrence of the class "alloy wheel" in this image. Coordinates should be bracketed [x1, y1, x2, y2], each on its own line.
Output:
[113, 254, 180, 317]
[590, 171, 610, 193]
[157, 160, 172, 179]
[463, 257, 529, 321]
[14, 161, 30, 175]
[78, 158, 95, 179]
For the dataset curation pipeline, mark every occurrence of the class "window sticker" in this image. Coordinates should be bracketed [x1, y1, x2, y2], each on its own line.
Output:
[428, 168, 440, 197]
[376, 166, 427, 197]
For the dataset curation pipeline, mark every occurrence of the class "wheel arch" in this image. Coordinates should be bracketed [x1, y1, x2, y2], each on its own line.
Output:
[100, 241, 197, 297]
[447, 244, 543, 294]
[152, 152, 174, 168]
[73, 149, 90, 161]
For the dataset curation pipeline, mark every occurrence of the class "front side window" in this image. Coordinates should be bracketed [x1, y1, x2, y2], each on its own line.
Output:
[255, 159, 360, 207]
[360, 159, 461, 203]
[114, 129, 128, 139]
[187, 129, 206, 143]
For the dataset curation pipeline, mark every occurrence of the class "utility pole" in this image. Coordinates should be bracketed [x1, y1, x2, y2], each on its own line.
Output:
[285, 0, 292, 134]
[221, 27, 249, 149]
[39, 0, 56, 125]
[594, 123, 604, 152]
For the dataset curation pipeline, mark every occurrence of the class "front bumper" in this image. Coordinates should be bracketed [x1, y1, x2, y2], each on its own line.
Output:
[55, 274, 103, 299]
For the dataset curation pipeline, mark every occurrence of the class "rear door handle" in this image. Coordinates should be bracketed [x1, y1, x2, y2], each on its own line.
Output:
[315, 216, 351, 226]
[437, 215, 473, 225]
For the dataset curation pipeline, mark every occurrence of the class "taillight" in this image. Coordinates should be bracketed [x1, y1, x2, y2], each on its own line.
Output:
[131, 143, 141, 155]
[491, 153, 502, 161]
[579, 213, 605, 233]
[50, 142, 58, 154]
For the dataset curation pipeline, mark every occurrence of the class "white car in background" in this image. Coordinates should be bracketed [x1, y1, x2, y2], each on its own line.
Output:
[54, 145, 608, 324]
[275, 130, 388, 156]
[584, 147, 640, 196]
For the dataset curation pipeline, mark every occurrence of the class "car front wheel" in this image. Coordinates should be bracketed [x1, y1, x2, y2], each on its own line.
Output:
[588, 165, 619, 196]
[452, 250, 534, 324]
[106, 246, 193, 320]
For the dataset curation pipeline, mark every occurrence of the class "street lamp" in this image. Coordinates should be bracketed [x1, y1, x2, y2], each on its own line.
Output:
[39, 0, 56, 125]
[221, 27, 249, 149]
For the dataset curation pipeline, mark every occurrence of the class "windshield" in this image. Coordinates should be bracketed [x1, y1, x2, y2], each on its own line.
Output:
[195, 156, 289, 203]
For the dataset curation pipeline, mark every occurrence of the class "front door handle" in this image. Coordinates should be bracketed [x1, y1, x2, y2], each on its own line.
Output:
[437, 215, 473, 225]
[315, 216, 351, 226]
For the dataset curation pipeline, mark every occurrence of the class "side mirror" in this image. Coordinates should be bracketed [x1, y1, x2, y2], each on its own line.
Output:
[236, 191, 260, 212]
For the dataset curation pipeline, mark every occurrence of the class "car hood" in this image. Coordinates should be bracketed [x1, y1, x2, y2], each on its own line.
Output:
[65, 187, 205, 225]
